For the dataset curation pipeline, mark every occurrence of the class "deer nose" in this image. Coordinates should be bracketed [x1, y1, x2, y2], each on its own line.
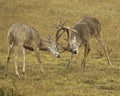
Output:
[73, 50, 77, 54]
[55, 53, 60, 58]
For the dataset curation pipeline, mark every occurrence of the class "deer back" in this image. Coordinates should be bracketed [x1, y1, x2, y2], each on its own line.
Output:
[8, 23, 42, 48]
[72, 16, 101, 42]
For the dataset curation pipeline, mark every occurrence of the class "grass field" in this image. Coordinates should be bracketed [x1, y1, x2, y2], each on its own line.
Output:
[0, 0, 120, 96]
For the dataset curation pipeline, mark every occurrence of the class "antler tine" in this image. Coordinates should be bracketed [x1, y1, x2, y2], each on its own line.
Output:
[57, 19, 77, 33]
[56, 27, 69, 43]
[61, 20, 68, 26]
[57, 17, 64, 25]
[54, 19, 68, 29]
[57, 30, 65, 40]
[56, 28, 63, 44]
[62, 26, 78, 33]
[53, 20, 64, 29]
[57, 19, 61, 25]
[51, 23, 59, 29]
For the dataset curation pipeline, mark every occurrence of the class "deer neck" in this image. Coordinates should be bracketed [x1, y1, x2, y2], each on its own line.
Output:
[39, 39, 49, 51]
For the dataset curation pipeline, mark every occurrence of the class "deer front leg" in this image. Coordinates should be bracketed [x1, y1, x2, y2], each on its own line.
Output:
[22, 47, 26, 74]
[81, 42, 90, 70]
[34, 48, 44, 72]
[66, 52, 74, 68]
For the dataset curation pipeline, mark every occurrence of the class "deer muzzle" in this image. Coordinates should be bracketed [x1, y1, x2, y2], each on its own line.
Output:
[55, 53, 60, 58]
[72, 49, 78, 54]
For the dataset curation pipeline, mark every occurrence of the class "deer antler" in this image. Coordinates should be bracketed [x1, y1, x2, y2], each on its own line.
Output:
[54, 19, 78, 53]
[55, 20, 77, 42]
[61, 20, 68, 26]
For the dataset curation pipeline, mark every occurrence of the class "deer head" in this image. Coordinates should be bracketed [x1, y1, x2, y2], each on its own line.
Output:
[46, 35, 60, 58]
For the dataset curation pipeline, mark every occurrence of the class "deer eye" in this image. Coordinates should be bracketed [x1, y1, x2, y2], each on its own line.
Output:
[71, 44, 73, 47]
[54, 45, 57, 48]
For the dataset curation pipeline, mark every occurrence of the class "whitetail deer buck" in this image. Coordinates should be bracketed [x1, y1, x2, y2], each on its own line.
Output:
[55, 16, 112, 69]
[6, 23, 60, 78]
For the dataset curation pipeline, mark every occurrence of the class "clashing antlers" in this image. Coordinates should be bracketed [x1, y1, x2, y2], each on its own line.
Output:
[53, 19, 77, 53]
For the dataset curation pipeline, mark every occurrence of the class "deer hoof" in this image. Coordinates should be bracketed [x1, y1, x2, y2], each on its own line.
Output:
[15, 74, 20, 78]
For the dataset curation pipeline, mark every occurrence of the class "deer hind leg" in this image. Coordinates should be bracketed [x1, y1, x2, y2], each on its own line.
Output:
[6, 42, 14, 76]
[22, 47, 26, 73]
[81, 42, 90, 70]
[14, 46, 20, 78]
[34, 47, 44, 72]
[96, 36, 112, 65]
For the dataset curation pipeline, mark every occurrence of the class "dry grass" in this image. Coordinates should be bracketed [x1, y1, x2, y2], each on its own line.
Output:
[0, 0, 120, 96]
